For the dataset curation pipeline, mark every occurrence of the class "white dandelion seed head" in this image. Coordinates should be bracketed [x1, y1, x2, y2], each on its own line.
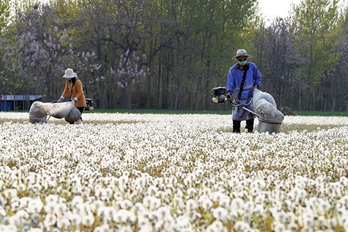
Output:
[13, 210, 30, 226]
[93, 224, 112, 232]
[119, 175, 129, 186]
[3, 189, 17, 199]
[120, 199, 133, 209]
[81, 214, 94, 227]
[44, 201, 58, 215]
[57, 217, 70, 230]
[71, 195, 84, 207]
[174, 215, 192, 231]
[187, 187, 197, 197]
[155, 206, 171, 220]
[44, 213, 57, 226]
[219, 171, 229, 180]
[234, 221, 250, 231]
[205, 224, 220, 232]
[18, 197, 31, 209]
[114, 209, 135, 223]
[154, 177, 163, 186]
[186, 199, 197, 211]
[231, 197, 244, 210]
[27, 197, 43, 214]
[212, 207, 228, 222]
[45, 194, 59, 204]
[68, 213, 82, 225]
[147, 185, 158, 196]
[201, 198, 213, 210]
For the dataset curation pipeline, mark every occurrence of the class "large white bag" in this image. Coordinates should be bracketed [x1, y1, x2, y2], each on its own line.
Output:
[29, 101, 78, 123]
[64, 107, 81, 123]
[252, 89, 284, 124]
[28, 101, 48, 123]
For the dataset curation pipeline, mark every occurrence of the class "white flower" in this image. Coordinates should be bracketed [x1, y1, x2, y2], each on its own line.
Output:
[3, 189, 17, 199]
[114, 209, 135, 223]
[174, 215, 192, 231]
[13, 209, 30, 226]
[57, 217, 70, 230]
[231, 198, 244, 210]
[27, 197, 43, 214]
[186, 199, 197, 211]
[138, 212, 150, 228]
[44, 213, 57, 226]
[212, 207, 228, 222]
[71, 195, 84, 207]
[156, 206, 171, 220]
[97, 206, 116, 222]
[143, 196, 160, 210]
[68, 213, 82, 225]
[219, 171, 229, 180]
[45, 194, 59, 203]
[93, 224, 112, 232]
[201, 199, 213, 210]
[0, 225, 18, 232]
[44, 201, 57, 214]
[147, 185, 158, 196]
[81, 214, 94, 227]
[187, 187, 197, 197]
[119, 175, 129, 187]
[120, 199, 133, 209]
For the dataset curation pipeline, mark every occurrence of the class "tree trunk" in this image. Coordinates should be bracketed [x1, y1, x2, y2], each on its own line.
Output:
[120, 88, 127, 109]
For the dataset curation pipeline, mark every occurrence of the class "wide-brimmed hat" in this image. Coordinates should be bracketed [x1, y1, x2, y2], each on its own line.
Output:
[233, 49, 252, 60]
[63, 68, 77, 78]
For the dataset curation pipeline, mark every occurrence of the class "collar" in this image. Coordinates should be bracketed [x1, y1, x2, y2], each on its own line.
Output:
[236, 63, 249, 70]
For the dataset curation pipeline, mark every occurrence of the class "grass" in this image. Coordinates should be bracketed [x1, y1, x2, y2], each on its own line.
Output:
[295, 111, 348, 116]
[83, 108, 232, 115]
[84, 109, 348, 117]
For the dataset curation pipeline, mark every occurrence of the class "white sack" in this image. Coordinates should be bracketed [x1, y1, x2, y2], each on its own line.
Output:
[47, 101, 75, 118]
[29, 101, 75, 123]
[252, 89, 284, 124]
[64, 107, 81, 123]
[29, 101, 48, 123]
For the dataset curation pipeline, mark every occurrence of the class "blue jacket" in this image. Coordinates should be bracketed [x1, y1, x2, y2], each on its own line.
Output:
[226, 62, 262, 102]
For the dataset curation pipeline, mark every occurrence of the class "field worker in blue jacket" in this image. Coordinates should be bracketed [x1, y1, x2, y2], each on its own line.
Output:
[225, 49, 262, 133]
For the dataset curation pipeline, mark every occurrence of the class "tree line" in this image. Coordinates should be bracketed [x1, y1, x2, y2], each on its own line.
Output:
[0, 0, 347, 111]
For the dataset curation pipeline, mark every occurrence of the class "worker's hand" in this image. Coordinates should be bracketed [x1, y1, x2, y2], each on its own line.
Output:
[225, 93, 232, 103]
[57, 98, 63, 103]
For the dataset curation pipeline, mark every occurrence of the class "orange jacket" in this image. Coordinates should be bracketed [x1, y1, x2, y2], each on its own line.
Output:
[61, 79, 86, 107]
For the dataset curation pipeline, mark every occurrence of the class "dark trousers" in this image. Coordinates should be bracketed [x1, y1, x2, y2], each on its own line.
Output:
[70, 107, 84, 124]
[233, 119, 254, 133]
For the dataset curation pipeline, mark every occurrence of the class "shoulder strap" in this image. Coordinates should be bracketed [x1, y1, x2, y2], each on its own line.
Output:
[237, 67, 248, 100]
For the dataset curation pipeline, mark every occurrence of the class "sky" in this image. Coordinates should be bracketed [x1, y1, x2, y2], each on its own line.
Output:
[258, 0, 302, 20]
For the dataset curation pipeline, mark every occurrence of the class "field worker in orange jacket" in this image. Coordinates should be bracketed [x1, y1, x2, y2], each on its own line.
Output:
[57, 68, 86, 124]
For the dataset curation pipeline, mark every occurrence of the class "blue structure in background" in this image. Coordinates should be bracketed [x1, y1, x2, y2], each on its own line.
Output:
[0, 95, 42, 111]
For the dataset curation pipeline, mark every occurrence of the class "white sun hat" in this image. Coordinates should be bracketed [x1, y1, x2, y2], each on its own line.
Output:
[63, 68, 77, 78]
[233, 49, 252, 60]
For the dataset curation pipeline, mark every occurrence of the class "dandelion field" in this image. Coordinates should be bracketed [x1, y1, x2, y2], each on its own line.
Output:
[1, 112, 348, 232]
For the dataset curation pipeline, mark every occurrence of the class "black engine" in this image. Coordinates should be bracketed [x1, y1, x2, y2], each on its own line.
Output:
[212, 87, 227, 103]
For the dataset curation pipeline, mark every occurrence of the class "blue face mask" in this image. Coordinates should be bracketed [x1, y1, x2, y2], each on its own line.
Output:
[238, 60, 248, 66]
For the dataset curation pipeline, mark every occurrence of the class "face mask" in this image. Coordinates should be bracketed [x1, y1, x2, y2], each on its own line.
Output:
[238, 60, 248, 66]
